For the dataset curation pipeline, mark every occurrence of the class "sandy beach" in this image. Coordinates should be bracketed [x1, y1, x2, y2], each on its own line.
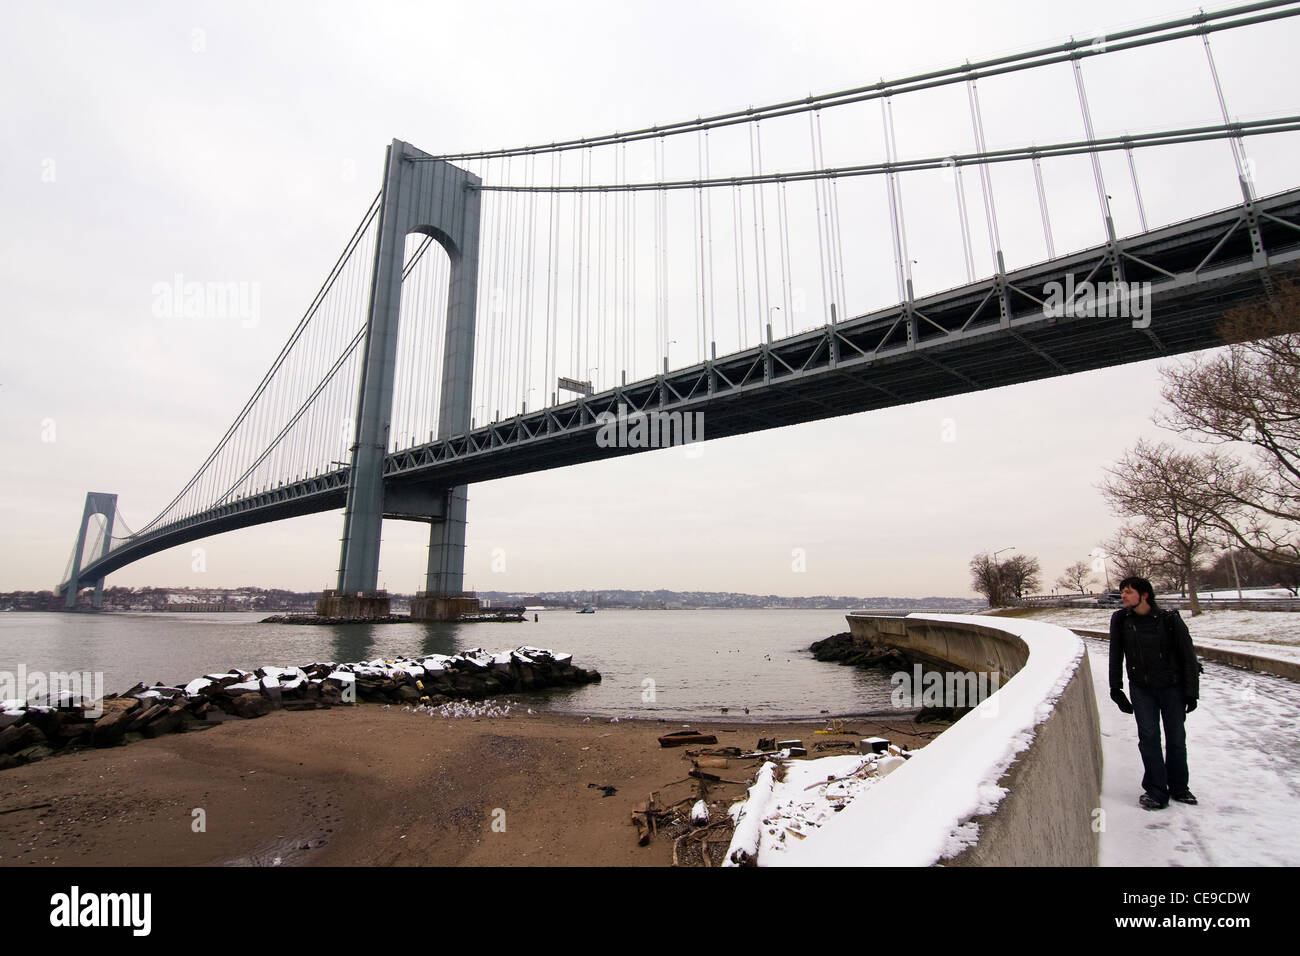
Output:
[0, 704, 940, 866]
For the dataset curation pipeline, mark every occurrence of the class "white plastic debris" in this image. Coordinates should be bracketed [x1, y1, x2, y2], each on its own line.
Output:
[875, 755, 907, 778]
[690, 800, 710, 825]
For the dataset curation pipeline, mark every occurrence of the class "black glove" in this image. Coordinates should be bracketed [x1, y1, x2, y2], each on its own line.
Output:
[1111, 688, 1134, 714]
[1185, 698, 1197, 714]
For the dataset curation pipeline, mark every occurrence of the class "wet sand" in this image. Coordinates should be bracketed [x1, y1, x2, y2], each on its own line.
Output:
[0, 705, 940, 866]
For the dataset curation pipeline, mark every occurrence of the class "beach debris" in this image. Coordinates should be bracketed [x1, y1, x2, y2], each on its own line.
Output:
[588, 783, 618, 798]
[690, 800, 710, 825]
[724, 752, 890, 865]
[690, 746, 742, 758]
[658, 730, 718, 748]
[693, 756, 731, 769]
[860, 736, 891, 754]
[876, 755, 907, 777]
[812, 740, 857, 753]
[723, 761, 779, 866]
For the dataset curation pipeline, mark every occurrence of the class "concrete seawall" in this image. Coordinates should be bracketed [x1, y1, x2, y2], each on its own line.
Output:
[847, 613, 1102, 866]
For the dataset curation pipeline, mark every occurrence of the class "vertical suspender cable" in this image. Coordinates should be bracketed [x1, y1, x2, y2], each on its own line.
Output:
[954, 164, 976, 283]
[881, 94, 908, 303]
[754, 121, 772, 340]
[544, 152, 557, 405]
[1072, 57, 1113, 232]
[818, 109, 848, 320]
[809, 110, 831, 323]
[1202, 30, 1255, 200]
[1125, 146, 1149, 232]
[733, 183, 747, 350]
[1032, 154, 1057, 258]
[522, 153, 537, 411]
[704, 129, 717, 353]
[694, 130, 706, 360]
[777, 179, 793, 334]
[747, 125, 762, 346]
[967, 77, 1003, 265]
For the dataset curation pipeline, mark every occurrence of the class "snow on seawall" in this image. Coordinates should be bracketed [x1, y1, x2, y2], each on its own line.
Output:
[768, 613, 1086, 867]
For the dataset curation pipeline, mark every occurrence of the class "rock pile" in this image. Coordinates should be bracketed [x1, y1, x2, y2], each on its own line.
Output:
[809, 632, 912, 670]
[0, 646, 598, 770]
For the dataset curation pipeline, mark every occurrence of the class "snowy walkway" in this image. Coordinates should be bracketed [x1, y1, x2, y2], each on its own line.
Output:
[1083, 636, 1300, 866]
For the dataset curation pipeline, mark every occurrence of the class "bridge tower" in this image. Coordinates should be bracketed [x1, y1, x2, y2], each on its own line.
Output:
[319, 140, 482, 621]
[64, 492, 118, 609]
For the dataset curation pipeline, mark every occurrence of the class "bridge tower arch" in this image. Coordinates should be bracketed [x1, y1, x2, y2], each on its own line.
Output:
[64, 492, 118, 609]
[324, 140, 481, 619]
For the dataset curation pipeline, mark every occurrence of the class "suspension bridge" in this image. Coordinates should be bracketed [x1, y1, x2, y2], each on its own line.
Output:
[59, 2, 1300, 618]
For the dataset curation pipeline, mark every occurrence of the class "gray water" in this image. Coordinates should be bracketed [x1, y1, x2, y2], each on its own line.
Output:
[0, 608, 900, 721]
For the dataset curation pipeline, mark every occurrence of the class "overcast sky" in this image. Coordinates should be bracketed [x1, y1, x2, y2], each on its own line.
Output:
[3, 0, 1298, 599]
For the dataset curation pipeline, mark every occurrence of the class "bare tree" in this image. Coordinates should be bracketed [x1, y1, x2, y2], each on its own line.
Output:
[1001, 554, 1042, 601]
[1055, 560, 1096, 596]
[1097, 440, 1251, 615]
[1101, 521, 1195, 596]
[1154, 278, 1300, 568]
[969, 553, 1010, 607]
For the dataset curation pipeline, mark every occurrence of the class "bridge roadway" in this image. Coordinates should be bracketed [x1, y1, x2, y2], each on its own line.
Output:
[67, 186, 1300, 589]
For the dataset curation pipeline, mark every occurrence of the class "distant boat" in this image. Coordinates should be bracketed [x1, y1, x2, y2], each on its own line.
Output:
[577, 604, 596, 614]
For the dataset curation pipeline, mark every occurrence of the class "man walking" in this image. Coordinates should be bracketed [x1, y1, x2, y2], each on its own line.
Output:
[1108, 575, 1200, 810]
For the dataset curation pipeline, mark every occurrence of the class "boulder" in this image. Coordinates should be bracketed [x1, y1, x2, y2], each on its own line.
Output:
[125, 703, 167, 733]
[12, 744, 54, 764]
[55, 722, 92, 747]
[0, 721, 46, 754]
[142, 704, 187, 737]
[230, 694, 272, 719]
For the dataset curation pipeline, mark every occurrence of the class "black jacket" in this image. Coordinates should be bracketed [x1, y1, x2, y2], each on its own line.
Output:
[1109, 605, 1199, 699]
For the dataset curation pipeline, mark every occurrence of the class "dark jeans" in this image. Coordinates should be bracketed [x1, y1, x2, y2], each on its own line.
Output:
[1130, 682, 1189, 803]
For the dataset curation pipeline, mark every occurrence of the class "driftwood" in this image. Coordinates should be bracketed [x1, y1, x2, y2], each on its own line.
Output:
[693, 756, 730, 769]
[672, 819, 734, 867]
[659, 731, 718, 748]
[688, 768, 745, 785]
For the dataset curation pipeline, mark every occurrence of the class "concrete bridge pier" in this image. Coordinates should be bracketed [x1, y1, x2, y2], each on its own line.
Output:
[410, 484, 478, 621]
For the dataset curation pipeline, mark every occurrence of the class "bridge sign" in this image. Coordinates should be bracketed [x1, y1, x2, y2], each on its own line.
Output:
[557, 376, 593, 396]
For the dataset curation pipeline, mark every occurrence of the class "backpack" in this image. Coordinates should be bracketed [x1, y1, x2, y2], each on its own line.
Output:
[1161, 609, 1205, 675]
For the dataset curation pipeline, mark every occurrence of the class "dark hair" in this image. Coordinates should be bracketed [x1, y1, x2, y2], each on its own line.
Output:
[1119, 575, 1157, 607]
